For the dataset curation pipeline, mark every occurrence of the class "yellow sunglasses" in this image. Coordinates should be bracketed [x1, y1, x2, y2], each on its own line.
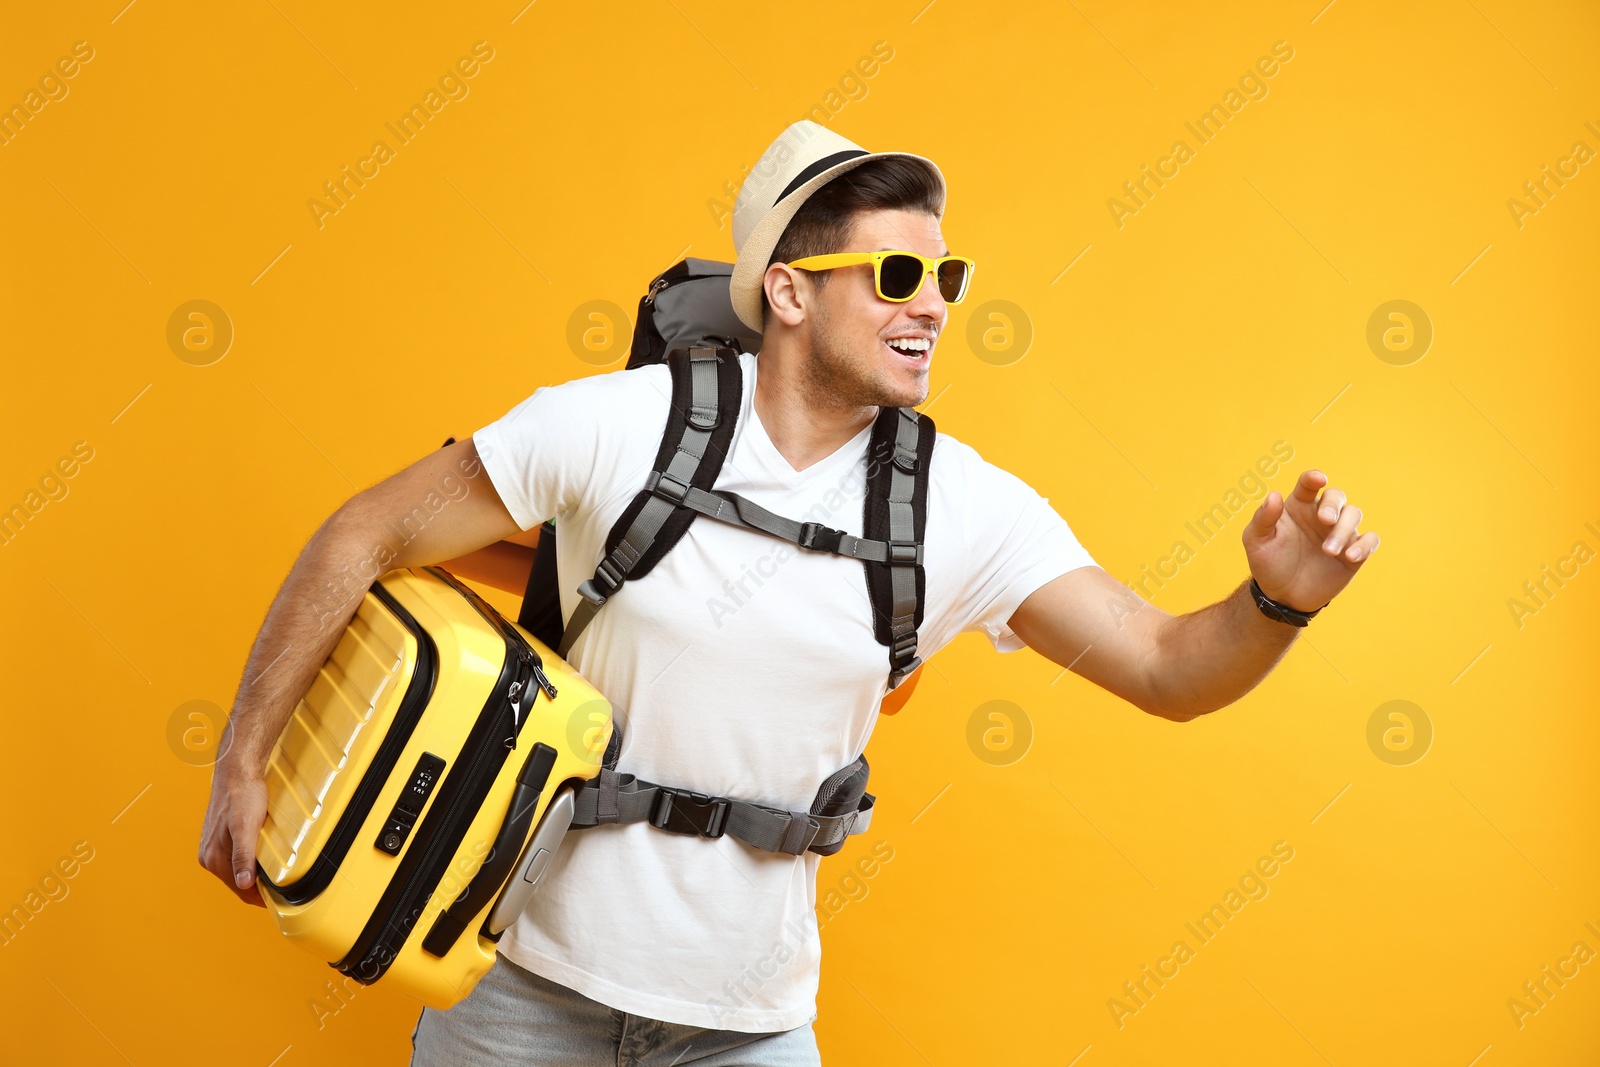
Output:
[786, 250, 976, 305]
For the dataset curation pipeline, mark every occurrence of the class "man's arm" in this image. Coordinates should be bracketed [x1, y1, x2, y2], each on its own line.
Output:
[197, 436, 522, 906]
[1008, 469, 1379, 722]
[1008, 567, 1298, 722]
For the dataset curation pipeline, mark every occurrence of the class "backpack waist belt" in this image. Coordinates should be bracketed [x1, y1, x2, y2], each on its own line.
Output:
[565, 765, 874, 856]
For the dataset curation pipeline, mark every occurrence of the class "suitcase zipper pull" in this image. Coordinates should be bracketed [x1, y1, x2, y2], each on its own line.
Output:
[530, 661, 558, 701]
[505, 677, 526, 750]
[504, 648, 556, 750]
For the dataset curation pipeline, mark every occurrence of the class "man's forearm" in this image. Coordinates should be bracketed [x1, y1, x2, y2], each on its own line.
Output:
[219, 512, 377, 778]
[1144, 578, 1301, 721]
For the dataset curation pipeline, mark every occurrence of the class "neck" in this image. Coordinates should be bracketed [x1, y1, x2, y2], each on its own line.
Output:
[752, 338, 877, 473]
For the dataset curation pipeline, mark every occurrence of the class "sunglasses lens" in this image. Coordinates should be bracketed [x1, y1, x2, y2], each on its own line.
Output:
[936, 259, 969, 302]
[879, 254, 925, 300]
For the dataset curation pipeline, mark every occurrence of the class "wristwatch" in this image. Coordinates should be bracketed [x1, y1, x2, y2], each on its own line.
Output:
[1249, 577, 1328, 628]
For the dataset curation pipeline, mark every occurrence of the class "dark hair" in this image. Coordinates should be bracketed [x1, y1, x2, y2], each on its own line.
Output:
[761, 156, 944, 328]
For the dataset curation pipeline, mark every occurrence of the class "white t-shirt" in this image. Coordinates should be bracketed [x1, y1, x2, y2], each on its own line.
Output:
[470, 350, 1099, 1032]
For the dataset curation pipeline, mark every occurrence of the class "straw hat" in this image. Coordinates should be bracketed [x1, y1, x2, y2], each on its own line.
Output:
[729, 120, 946, 336]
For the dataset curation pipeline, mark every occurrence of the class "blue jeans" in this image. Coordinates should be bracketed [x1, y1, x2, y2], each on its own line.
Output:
[410, 952, 822, 1066]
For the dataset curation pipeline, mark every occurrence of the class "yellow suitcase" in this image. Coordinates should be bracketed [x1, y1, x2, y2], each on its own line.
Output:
[254, 565, 613, 1009]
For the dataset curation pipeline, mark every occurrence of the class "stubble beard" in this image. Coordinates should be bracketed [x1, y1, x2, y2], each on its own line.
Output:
[802, 295, 927, 412]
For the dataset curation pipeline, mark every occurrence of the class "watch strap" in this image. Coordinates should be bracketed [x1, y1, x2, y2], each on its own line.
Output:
[1249, 577, 1327, 628]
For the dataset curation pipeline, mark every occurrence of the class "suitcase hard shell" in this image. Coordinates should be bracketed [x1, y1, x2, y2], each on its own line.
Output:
[255, 564, 613, 1009]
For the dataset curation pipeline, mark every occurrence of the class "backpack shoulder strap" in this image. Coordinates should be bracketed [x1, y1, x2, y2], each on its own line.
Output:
[516, 519, 563, 650]
[863, 405, 937, 689]
[557, 345, 742, 658]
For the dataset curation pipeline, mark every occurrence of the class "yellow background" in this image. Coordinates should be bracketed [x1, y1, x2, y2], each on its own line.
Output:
[3, 1, 1597, 1063]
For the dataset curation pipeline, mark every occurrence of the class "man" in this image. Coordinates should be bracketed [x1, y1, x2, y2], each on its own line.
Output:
[198, 120, 1378, 1065]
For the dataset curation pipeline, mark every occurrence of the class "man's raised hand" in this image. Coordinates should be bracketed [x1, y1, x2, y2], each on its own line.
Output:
[1241, 468, 1380, 614]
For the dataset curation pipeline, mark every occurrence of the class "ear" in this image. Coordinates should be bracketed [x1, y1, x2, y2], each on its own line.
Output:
[763, 263, 809, 329]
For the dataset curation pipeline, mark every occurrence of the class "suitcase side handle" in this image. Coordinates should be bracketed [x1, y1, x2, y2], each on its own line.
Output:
[420, 742, 558, 958]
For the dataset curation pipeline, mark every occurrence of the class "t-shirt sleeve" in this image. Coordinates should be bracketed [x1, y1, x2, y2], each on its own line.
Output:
[470, 367, 668, 532]
[952, 442, 1101, 653]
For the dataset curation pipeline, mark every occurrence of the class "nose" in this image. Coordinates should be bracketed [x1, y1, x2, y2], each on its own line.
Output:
[903, 267, 948, 325]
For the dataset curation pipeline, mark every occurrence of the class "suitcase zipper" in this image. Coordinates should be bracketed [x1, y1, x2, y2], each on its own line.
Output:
[337, 654, 527, 983]
[354, 694, 518, 977]
[428, 565, 556, 702]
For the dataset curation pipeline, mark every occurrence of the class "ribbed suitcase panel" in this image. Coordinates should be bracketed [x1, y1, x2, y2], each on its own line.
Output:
[258, 591, 417, 880]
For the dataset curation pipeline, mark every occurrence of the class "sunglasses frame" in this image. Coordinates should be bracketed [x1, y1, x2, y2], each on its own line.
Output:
[785, 250, 976, 305]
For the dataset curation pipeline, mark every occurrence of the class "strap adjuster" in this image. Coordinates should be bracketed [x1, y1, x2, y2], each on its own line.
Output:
[889, 655, 923, 685]
[649, 788, 728, 838]
[645, 470, 691, 504]
[578, 557, 627, 607]
[596, 556, 627, 589]
[888, 541, 921, 566]
[891, 630, 919, 658]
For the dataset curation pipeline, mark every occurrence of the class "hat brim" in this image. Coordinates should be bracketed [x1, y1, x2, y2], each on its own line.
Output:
[729, 151, 946, 337]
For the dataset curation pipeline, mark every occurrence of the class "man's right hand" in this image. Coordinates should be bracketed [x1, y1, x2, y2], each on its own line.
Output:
[198, 760, 270, 908]
[194, 435, 523, 908]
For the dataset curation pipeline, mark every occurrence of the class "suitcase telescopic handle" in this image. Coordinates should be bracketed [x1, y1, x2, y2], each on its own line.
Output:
[420, 742, 558, 958]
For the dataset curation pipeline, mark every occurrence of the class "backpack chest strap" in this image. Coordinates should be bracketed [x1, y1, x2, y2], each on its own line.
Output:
[640, 472, 923, 566]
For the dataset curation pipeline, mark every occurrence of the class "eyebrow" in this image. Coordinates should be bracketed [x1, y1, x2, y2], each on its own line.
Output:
[877, 247, 952, 256]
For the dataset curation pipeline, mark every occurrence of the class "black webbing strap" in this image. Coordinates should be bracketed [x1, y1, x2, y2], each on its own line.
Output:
[566, 765, 874, 856]
[557, 346, 736, 660]
[864, 405, 936, 690]
[517, 519, 563, 651]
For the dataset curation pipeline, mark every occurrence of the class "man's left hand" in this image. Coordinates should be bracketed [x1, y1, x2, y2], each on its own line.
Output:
[1241, 468, 1379, 614]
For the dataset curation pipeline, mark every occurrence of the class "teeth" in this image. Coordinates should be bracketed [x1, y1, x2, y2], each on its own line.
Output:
[886, 338, 931, 353]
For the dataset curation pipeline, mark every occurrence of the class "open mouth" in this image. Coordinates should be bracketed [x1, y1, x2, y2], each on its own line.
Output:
[883, 338, 933, 367]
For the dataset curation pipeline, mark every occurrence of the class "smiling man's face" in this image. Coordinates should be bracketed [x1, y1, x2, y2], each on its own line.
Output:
[795, 207, 952, 411]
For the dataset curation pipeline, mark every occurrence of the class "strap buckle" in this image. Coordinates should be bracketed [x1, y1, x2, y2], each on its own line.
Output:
[797, 522, 843, 554]
[650, 788, 728, 838]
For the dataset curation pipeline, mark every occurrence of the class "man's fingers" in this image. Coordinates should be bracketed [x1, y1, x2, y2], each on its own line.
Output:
[230, 803, 263, 886]
[1315, 486, 1347, 525]
[1246, 491, 1282, 540]
[1343, 530, 1380, 563]
[1323, 504, 1364, 554]
[1290, 469, 1328, 504]
[226, 780, 269, 907]
[229, 832, 267, 908]
[232, 845, 254, 888]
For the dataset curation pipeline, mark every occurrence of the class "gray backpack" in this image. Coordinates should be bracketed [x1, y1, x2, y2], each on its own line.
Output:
[515, 258, 936, 858]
